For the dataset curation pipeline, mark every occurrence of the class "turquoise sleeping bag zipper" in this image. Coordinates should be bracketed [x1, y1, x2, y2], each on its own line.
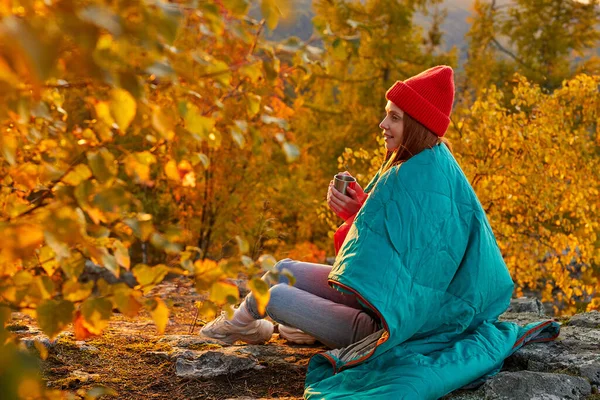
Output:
[305, 143, 560, 399]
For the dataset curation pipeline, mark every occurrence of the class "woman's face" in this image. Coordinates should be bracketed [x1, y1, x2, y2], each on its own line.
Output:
[379, 100, 404, 151]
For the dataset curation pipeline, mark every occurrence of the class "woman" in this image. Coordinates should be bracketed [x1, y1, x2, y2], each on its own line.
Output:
[202, 66, 559, 399]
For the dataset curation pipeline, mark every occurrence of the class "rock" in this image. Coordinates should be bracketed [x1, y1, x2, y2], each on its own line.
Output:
[75, 341, 99, 352]
[82, 260, 137, 288]
[505, 321, 600, 386]
[506, 297, 546, 316]
[478, 371, 591, 400]
[158, 335, 225, 348]
[567, 311, 600, 328]
[21, 336, 54, 350]
[175, 348, 259, 378]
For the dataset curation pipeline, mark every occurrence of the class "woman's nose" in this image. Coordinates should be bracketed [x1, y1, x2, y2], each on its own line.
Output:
[379, 118, 387, 130]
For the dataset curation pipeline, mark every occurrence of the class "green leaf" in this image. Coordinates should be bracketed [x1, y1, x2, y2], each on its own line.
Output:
[61, 252, 86, 279]
[132, 264, 169, 293]
[157, 2, 182, 44]
[80, 297, 112, 335]
[241, 255, 254, 267]
[239, 63, 263, 83]
[78, 6, 123, 36]
[184, 104, 214, 139]
[110, 88, 136, 131]
[223, 0, 250, 15]
[100, 251, 119, 277]
[332, 38, 347, 60]
[282, 142, 300, 162]
[37, 300, 74, 339]
[87, 148, 117, 183]
[246, 94, 261, 117]
[209, 281, 239, 305]
[63, 164, 93, 186]
[235, 235, 249, 254]
[62, 280, 94, 302]
[261, 115, 288, 129]
[258, 254, 277, 271]
[262, 58, 280, 81]
[248, 278, 270, 316]
[190, 153, 210, 168]
[230, 127, 246, 149]
[261, 0, 280, 30]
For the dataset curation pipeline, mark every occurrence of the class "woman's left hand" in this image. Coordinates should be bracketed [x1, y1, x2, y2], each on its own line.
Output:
[327, 176, 366, 221]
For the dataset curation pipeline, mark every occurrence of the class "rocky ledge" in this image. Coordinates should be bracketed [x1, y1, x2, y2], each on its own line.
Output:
[157, 298, 600, 399]
[11, 297, 600, 399]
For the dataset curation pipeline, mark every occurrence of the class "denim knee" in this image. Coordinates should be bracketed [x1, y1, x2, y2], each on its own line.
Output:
[273, 258, 294, 274]
[263, 283, 291, 325]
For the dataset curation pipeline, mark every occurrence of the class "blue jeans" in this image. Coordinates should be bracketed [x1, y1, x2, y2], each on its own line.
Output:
[244, 258, 380, 349]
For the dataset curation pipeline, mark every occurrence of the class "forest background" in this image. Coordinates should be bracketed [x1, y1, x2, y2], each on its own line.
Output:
[0, 0, 599, 397]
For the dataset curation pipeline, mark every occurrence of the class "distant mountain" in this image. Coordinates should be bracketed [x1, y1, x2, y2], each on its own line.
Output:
[256, 0, 477, 58]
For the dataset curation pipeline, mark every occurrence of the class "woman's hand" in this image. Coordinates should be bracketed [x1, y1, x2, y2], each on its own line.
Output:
[327, 172, 368, 221]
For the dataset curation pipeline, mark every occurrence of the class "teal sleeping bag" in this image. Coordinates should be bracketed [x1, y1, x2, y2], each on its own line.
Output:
[305, 143, 560, 399]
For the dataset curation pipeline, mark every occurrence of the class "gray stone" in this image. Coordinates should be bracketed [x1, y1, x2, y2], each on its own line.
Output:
[506, 297, 546, 316]
[82, 260, 137, 288]
[478, 371, 591, 400]
[507, 324, 600, 386]
[175, 348, 259, 378]
[567, 311, 600, 328]
[75, 341, 99, 352]
[21, 336, 54, 350]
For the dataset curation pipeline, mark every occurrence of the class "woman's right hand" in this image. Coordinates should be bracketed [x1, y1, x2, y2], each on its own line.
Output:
[327, 172, 368, 221]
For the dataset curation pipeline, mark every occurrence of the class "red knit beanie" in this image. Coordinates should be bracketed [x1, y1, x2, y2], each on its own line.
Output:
[385, 65, 455, 137]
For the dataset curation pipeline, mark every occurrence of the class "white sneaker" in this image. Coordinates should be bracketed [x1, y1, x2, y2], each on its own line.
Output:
[278, 324, 316, 345]
[200, 312, 274, 345]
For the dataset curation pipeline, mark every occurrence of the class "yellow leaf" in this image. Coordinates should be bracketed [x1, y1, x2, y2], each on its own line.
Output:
[196, 301, 217, 320]
[113, 285, 142, 317]
[248, 278, 270, 316]
[80, 297, 112, 335]
[164, 160, 180, 181]
[245, 94, 261, 117]
[87, 148, 117, 183]
[36, 299, 74, 339]
[95, 101, 115, 126]
[0, 132, 18, 165]
[261, 0, 281, 30]
[33, 340, 48, 360]
[124, 151, 156, 185]
[63, 164, 93, 186]
[182, 170, 196, 187]
[132, 264, 168, 293]
[152, 108, 175, 140]
[149, 297, 169, 334]
[110, 88, 136, 131]
[185, 104, 214, 139]
[209, 281, 239, 305]
[62, 280, 94, 302]
[113, 240, 130, 270]
[258, 254, 277, 271]
[38, 246, 58, 276]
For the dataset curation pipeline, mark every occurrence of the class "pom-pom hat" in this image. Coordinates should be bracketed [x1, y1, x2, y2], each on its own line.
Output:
[385, 65, 455, 137]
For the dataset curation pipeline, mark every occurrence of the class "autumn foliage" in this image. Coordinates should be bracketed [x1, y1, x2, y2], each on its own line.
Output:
[0, 0, 599, 397]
